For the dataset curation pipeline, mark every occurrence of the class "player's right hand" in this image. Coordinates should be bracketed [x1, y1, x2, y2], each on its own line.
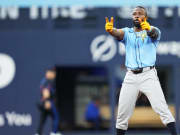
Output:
[42, 88, 50, 99]
[105, 17, 114, 33]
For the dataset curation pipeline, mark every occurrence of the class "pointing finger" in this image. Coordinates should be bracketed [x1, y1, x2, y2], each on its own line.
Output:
[105, 17, 109, 23]
[110, 17, 114, 23]
[144, 17, 147, 22]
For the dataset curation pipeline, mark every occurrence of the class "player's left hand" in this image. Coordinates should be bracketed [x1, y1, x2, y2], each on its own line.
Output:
[139, 18, 151, 31]
[44, 101, 51, 110]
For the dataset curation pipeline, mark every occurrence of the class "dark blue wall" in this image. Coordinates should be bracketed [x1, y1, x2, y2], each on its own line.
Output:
[0, 7, 180, 135]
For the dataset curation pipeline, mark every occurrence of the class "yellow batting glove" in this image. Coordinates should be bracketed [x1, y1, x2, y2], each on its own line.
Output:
[139, 18, 151, 31]
[105, 17, 114, 33]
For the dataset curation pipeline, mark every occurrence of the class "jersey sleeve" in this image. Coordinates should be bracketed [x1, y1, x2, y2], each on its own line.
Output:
[152, 27, 161, 47]
[120, 27, 129, 44]
[154, 27, 161, 41]
[40, 78, 47, 90]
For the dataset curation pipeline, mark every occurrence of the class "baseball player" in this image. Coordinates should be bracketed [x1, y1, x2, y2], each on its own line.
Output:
[105, 6, 177, 135]
[35, 68, 62, 135]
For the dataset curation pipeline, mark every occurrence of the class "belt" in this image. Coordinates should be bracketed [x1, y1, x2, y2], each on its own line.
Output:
[128, 66, 155, 74]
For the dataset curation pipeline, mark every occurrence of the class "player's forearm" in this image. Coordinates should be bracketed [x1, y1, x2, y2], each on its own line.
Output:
[109, 28, 124, 40]
[105, 17, 124, 40]
[110, 28, 120, 36]
[147, 27, 159, 40]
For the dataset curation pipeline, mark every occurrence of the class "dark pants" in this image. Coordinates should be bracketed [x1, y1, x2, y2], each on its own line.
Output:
[37, 102, 59, 135]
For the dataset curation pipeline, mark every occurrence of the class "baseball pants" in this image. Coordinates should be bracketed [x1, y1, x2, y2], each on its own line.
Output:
[116, 68, 175, 130]
[37, 102, 59, 135]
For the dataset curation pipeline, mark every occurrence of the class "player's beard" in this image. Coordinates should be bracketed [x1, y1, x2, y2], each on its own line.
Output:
[133, 20, 141, 29]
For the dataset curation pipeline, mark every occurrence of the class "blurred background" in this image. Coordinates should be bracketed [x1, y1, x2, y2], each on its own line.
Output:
[0, 0, 179, 135]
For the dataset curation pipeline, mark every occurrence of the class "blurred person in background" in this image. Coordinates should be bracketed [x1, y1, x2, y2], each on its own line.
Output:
[35, 68, 62, 135]
[85, 96, 102, 130]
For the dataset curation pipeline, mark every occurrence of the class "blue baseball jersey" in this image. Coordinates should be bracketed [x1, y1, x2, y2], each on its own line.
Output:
[40, 78, 56, 101]
[121, 27, 161, 69]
